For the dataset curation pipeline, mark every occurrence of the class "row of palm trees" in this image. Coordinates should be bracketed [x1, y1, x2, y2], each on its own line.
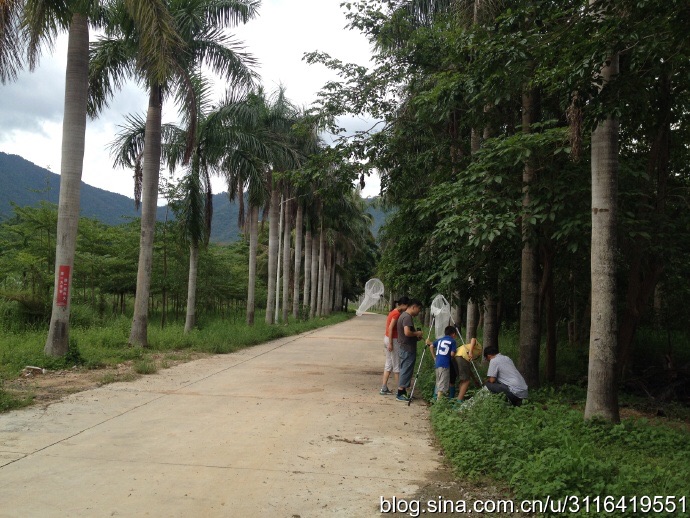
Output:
[1, 0, 374, 356]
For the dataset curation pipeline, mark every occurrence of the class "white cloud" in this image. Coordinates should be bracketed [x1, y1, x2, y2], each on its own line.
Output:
[0, 0, 377, 202]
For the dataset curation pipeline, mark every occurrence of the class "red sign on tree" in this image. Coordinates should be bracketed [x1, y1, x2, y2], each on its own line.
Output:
[57, 265, 71, 307]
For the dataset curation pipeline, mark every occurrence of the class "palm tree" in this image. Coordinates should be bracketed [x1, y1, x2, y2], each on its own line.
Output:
[90, 0, 258, 346]
[290, 120, 322, 319]
[292, 199, 304, 318]
[214, 86, 301, 326]
[16, 0, 181, 357]
[112, 80, 285, 333]
[0, 0, 25, 84]
[322, 186, 374, 313]
[251, 87, 300, 325]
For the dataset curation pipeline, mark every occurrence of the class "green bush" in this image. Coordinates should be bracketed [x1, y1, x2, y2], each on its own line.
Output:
[431, 388, 690, 514]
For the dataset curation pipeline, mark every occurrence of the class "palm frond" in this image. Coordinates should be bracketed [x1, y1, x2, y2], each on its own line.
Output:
[88, 36, 137, 117]
[193, 35, 257, 88]
[109, 112, 147, 170]
[123, 0, 185, 85]
[0, 0, 26, 84]
[22, 0, 69, 70]
[204, 0, 261, 27]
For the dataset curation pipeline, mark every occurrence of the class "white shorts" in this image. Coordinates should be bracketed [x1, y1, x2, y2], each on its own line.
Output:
[435, 367, 450, 394]
[383, 336, 401, 373]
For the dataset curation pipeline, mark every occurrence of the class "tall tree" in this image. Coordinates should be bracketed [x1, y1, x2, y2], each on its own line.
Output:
[519, 87, 542, 389]
[18, 0, 181, 356]
[90, 0, 258, 345]
[292, 201, 304, 318]
[254, 87, 299, 324]
[584, 50, 620, 423]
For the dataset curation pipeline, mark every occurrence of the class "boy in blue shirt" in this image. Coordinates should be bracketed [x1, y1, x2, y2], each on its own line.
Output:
[426, 326, 458, 399]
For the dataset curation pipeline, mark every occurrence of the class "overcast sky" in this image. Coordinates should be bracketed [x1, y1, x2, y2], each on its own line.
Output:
[0, 0, 381, 202]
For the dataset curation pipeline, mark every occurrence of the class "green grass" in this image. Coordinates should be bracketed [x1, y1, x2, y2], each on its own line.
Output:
[0, 310, 352, 383]
[0, 383, 33, 412]
[133, 360, 158, 375]
[411, 324, 690, 514]
[430, 389, 690, 515]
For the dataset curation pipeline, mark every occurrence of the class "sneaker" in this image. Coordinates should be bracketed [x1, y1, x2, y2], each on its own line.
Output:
[379, 387, 392, 395]
[396, 393, 410, 402]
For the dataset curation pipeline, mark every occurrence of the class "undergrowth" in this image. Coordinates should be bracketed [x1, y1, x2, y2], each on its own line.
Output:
[430, 389, 690, 516]
[0, 311, 352, 380]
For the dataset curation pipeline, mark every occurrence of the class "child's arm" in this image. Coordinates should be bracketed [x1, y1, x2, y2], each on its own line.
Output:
[467, 338, 475, 359]
[426, 340, 436, 362]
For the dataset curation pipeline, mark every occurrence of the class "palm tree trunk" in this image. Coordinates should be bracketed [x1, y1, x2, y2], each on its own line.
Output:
[281, 198, 291, 322]
[274, 193, 283, 322]
[246, 204, 259, 325]
[309, 231, 319, 318]
[329, 249, 337, 313]
[519, 88, 542, 389]
[45, 14, 89, 357]
[292, 203, 304, 318]
[302, 228, 312, 309]
[334, 250, 342, 312]
[585, 52, 620, 423]
[321, 247, 331, 316]
[265, 185, 279, 324]
[128, 85, 163, 347]
[184, 243, 198, 333]
[316, 226, 325, 317]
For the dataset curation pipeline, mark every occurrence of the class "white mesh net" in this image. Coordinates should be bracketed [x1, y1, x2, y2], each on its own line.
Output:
[356, 278, 385, 316]
[430, 294, 452, 339]
[456, 386, 491, 412]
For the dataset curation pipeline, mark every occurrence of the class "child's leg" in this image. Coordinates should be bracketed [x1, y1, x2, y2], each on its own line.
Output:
[458, 379, 471, 400]
[457, 357, 472, 400]
[436, 367, 450, 398]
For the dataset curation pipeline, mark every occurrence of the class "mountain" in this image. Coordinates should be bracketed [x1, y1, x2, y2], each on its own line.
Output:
[363, 198, 388, 238]
[0, 152, 388, 242]
[0, 151, 167, 226]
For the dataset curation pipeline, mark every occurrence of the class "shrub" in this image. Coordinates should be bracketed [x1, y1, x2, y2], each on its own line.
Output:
[431, 388, 690, 513]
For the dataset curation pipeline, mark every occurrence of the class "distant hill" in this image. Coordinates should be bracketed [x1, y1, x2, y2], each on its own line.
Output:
[0, 152, 388, 242]
[363, 198, 388, 238]
[0, 151, 168, 226]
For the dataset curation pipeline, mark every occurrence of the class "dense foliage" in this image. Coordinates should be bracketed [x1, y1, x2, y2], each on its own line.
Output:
[0, 203, 265, 332]
[431, 390, 690, 509]
[308, 0, 690, 404]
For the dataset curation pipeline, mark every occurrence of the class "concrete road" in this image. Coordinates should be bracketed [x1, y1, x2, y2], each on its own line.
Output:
[0, 315, 441, 517]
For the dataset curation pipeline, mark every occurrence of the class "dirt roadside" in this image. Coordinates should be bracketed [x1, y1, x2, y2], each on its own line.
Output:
[3, 352, 211, 407]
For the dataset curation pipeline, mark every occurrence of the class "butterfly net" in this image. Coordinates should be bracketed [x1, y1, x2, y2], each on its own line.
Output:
[430, 294, 452, 339]
[356, 278, 385, 316]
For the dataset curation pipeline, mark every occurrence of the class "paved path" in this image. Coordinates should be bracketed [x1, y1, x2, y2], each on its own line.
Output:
[0, 315, 441, 517]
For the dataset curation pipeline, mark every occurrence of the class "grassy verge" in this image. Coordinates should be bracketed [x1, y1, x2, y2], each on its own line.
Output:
[0, 311, 352, 411]
[430, 390, 690, 514]
[0, 382, 32, 412]
[409, 325, 690, 514]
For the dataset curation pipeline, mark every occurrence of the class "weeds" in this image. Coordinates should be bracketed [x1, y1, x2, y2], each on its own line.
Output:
[430, 388, 690, 513]
[133, 360, 158, 375]
[1, 311, 353, 412]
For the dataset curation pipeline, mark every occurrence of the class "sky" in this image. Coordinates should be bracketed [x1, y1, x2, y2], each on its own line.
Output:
[0, 0, 381, 202]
